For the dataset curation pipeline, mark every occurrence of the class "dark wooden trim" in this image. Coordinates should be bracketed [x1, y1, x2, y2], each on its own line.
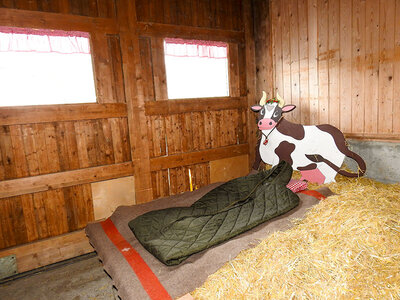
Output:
[150, 144, 249, 171]
[145, 97, 247, 116]
[0, 230, 92, 273]
[137, 22, 245, 44]
[0, 162, 134, 198]
[344, 133, 400, 142]
[0, 103, 127, 125]
[0, 8, 118, 33]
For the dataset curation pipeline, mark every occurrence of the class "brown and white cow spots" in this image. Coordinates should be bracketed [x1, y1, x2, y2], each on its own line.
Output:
[274, 141, 296, 165]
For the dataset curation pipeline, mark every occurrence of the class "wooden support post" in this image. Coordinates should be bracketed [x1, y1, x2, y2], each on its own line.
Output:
[243, 0, 257, 171]
[116, 0, 153, 204]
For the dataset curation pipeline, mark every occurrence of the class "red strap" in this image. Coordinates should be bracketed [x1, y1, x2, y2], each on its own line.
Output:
[298, 190, 326, 200]
[101, 218, 172, 300]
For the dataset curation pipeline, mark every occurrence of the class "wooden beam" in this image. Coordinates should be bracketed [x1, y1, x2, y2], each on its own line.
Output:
[0, 8, 118, 33]
[145, 97, 247, 116]
[150, 144, 249, 171]
[0, 162, 134, 198]
[0, 230, 93, 274]
[0, 103, 127, 126]
[116, 0, 154, 203]
[344, 133, 400, 142]
[137, 22, 245, 44]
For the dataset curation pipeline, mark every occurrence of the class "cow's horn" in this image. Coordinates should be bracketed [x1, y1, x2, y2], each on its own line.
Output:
[276, 92, 285, 107]
[259, 91, 267, 105]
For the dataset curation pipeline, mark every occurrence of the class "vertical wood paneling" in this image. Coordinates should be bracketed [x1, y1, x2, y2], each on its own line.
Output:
[317, 0, 329, 124]
[21, 125, 40, 177]
[35, 123, 52, 174]
[289, 0, 300, 123]
[1, 0, 124, 15]
[44, 123, 61, 173]
[229, 43, 240, 97]
[107, 35, 126, 103]
[91, 32, 114, 103]
[271, 0, 283, 97]
[15, 0, 38, 10]
[378, 0, 395, 134]
[308, 0, 319, 125]
[364, 0, 380, 134]
[162, 0, 177, 25]
[1, 199, 17, 248]
[74, 121, 90, 169]
[0, 181, 96, 249]
[32, 192, 50, 239]
[21, 194, 39, 242]
[394, 0, 400, 133]
[351, 0, 366, 133]
[328, 0, 340, 128]
[64, 122, 81, 170]
[0, 126, 16, 180]
[254, 0, 273, 99]
[182, 113, 194, 152]
[298, 0, 310, 125]
[139, 37, 155, 101]
[197, 0, 211, 28]
[192, 112, 206, 150]
[0, 1, 16, 9]
[100, 119, 115, 164]
[281, 0, 292, 112]
[9, 125, 29, 178]
[151, 38, 168, 100]
[97, 0, 116, 18]
[259, 0, 400, 136]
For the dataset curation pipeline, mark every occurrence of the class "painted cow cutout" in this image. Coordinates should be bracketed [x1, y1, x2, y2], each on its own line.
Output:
[251, 92, 366, 184]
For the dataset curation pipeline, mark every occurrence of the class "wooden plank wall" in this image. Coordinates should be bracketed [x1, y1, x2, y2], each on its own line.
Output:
[254, 0, 400, 141]
[0, 0, 254, 266]
[134, 0, 252, 200]
[0, 1, 131, 253]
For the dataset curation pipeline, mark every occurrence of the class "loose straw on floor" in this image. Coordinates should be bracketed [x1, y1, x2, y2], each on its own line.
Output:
[192, 175, 400, 299]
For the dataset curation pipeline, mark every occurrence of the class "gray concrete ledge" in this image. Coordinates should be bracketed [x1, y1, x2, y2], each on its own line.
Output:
[344, 139, 400, 184]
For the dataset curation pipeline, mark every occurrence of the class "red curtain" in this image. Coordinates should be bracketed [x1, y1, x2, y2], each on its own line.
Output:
[164, 38, 227, 59]
[0, 26, 91, 54]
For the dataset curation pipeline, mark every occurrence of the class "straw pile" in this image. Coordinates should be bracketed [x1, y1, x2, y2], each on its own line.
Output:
[192, 175, 400, 299]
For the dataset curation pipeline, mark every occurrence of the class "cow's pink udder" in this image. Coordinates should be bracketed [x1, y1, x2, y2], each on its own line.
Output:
[258, 118, 276, 130]
[300, 168, 326, 185]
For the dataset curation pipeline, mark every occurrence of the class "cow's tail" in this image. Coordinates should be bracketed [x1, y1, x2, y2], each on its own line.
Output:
[305, 149, 366, 178]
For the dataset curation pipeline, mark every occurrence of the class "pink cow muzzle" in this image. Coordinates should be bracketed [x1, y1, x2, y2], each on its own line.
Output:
[258, 118, 276, 130]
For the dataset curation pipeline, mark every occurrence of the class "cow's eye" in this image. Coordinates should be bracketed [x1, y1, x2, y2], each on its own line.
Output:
[273, 111, 279, 117]
[260, 108, 265, 115]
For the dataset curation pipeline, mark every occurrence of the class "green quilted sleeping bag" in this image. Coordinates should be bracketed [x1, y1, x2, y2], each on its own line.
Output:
[128, 161, 299, 266]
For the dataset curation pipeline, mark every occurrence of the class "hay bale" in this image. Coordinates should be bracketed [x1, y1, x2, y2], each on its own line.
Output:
[192, 177, 400, 299]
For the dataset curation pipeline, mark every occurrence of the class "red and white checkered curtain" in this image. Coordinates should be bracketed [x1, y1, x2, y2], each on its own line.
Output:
[0, 26, 91, 54]
[164, 38, 227, 59]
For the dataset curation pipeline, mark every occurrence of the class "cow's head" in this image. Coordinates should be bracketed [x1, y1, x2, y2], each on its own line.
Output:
[251, 92, 296, 135]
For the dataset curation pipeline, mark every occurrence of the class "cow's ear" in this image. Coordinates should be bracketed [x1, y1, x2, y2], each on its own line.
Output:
[282, 105, 296, 113]
[251, 105, 262, 112]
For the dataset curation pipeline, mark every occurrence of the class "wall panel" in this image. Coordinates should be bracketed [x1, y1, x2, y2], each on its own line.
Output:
[135, 0, 243, 31]
[0, 0, 116, 17]
[257, 0, 400, 140]
[0, 118, 131, 182]
[0, 0, 250, 269]
[0, 184, 93, 249]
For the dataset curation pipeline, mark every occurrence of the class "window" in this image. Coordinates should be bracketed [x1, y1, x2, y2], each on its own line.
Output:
[164, 38, 229, 99]
[0, 27, 96, 107]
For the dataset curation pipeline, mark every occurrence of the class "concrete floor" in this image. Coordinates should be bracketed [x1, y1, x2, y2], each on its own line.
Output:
[0, 254, 116, 300]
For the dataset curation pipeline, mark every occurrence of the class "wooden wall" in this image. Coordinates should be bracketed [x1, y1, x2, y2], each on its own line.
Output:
[254, 0, 400, 141]
[0, 1, 130, 254]
[0, 0, 256, 272]
[134, 0, 254, 201]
